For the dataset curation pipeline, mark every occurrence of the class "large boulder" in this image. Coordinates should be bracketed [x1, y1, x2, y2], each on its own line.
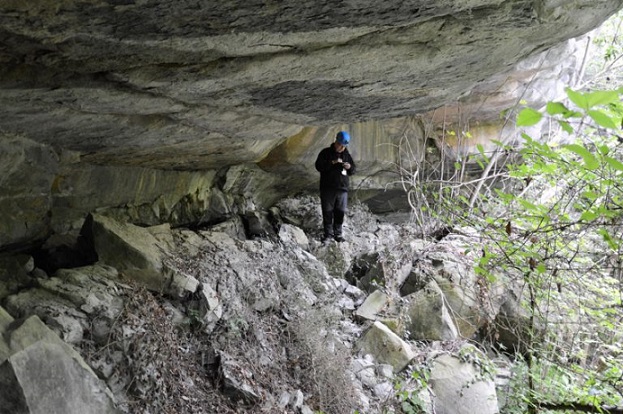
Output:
[0, 314, 118, 414]
[82, 214, 199, 297]
[492, 295, 533, 354]
[314, 243, 353, 280]
[0, 307, 12, 331]
[400, 235, 507, 339]
[0, 342, 119, 414]
[0, 307, 14, 362]
[0, 136, 58, 248]
[0, 254, 35, 301]
[429, 350, 499, 414]
[356, 321, 416, 373]
[402, 278, 460, 341]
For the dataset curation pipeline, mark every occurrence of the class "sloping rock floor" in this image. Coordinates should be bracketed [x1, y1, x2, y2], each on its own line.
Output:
[0, 195, 511, 414]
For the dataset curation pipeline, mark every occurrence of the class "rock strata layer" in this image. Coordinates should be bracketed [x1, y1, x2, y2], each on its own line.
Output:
[0, 1, 622, 249]
[1, 1, 621, 169]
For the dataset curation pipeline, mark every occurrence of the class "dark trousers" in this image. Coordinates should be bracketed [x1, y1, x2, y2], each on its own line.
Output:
[320, 189, 348, 238]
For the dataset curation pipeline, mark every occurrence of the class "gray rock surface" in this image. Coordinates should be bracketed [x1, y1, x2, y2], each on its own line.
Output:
[0, 196, 525, 413]
[0, 341, 119, 414]
[0, 254, 36, 301]
[0, 315, 118, 414]
[429, 351, 499, 414]
[0, 1, 622, 249]
[356, 321, 416, 373]
[403, 278, 460, 341]
[278, 223, 310, 250]
[354, 289, 391, 321]
[400, 237, 507, 339]
[1, 1, 620, 162]
[84, 213, 199, 296]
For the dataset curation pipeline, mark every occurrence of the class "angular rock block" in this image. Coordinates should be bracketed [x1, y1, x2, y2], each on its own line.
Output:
[0, 342, 118, 414]
[356, 321, 415, 373]
[278, 223, 310, 250]
[82, 213, 198, 297]
[429, 352, 499, 414]
[0, 314, 118, 414]
[354, 289, 390, 321]
[402, 279, 459, 341]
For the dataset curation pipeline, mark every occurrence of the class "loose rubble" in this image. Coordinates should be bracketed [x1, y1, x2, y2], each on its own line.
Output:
[0, 196, 516, 413]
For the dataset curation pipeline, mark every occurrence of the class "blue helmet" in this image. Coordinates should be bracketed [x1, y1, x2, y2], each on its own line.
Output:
[336, 131, 351, 145]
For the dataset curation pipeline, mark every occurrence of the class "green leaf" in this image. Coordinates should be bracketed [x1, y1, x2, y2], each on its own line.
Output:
[517, 108, 543, 126]
[585, 90, 620, 107]
[588, 109, 619, 129]
[582, 191, 600, 200]
[558, 120, 574, 134]
[598, 229, 620, 250]
[521, 132, 533, 142]
[605, 156, 623, 171]
[476, 144, 489, 162]
[580, 210, 599, 221]
[566, 88, 589, 110]
[566, 88, 621, 111]
[564, 144, 599, 170]
[518, 198, 542, 212]
[546, 102, 568, 115]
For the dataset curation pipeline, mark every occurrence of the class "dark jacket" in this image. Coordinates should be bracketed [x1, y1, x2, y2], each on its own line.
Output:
[315, 144, 356, 192]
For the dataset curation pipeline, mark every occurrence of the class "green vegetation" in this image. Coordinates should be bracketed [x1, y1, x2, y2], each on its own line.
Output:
[408, 83, 623, 414]
[395, 13, 623, 412]
[394, 368, 431, 414]
[494, 85, 623, 414]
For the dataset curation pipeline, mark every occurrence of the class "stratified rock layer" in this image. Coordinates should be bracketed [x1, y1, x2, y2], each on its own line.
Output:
[0, 1, 622, 248]
[1, 1, 621, 169]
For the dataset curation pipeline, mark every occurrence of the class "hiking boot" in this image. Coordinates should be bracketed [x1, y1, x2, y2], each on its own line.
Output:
[334, 235, 345, 242]
[321, 235, 333, 244]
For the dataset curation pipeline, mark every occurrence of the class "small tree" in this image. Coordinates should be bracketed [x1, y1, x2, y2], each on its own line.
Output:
[397, 13, 623, 411]
[451, 87, 623, 413]
[397, 83, 623, 414]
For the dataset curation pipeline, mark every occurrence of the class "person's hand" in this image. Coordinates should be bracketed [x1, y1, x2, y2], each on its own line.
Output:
[343, 162, 351, 170]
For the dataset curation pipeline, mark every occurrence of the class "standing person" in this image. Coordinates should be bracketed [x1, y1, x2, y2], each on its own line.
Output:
[315, 130, 356, 243]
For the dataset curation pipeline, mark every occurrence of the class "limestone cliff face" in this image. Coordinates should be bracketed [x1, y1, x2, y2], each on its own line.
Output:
[0, 0, 622, 249]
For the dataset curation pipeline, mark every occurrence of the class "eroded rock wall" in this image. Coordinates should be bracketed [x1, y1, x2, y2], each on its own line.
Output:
[1, 0, 621, 169]
[1, 1, 622, 249]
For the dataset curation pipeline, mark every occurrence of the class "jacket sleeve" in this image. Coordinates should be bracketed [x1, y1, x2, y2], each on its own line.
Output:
[315, 149, 333, 172]
[346, 152, 356, 176]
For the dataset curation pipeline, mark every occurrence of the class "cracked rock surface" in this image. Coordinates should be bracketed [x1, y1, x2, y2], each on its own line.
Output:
[1, 1, 621, 169]
[0, 1, 622, 249]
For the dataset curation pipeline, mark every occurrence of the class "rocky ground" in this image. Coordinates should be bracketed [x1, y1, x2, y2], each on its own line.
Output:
[1, 195, 511, 414]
